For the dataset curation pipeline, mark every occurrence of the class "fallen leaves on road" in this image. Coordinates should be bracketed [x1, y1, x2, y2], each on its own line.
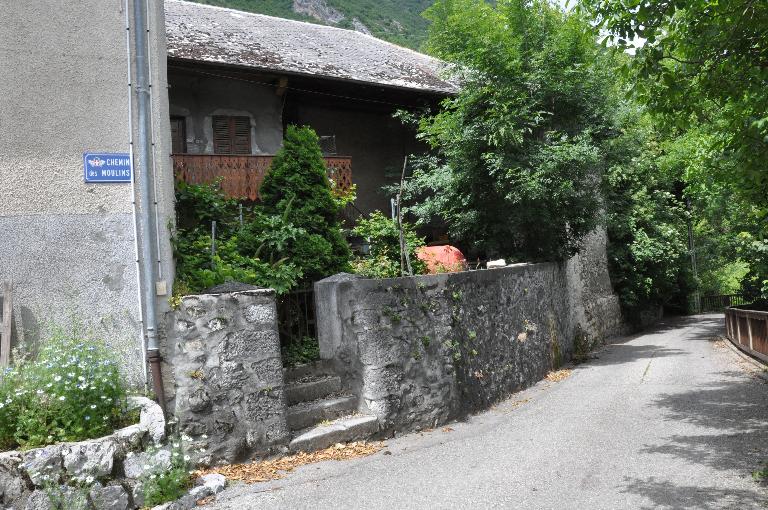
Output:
[195, 441, 384, 484]
[712, 337, 726, 349]
[545, 369, 572, 382]
[509, 398, 530, 409]
[442, 427, 454, 433]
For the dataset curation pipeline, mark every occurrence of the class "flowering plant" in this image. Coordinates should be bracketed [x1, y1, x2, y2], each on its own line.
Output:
[141, 435, 200, 506]
[0, 327, 127, 449]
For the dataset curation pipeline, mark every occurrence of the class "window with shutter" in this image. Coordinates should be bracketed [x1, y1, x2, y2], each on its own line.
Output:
[212, 115, 251, 155]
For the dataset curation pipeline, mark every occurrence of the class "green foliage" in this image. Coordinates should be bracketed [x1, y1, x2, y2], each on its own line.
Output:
[281, 336, 321, 367]
[0, 328, 127, 449]
[261, 126, 352, 282]
[173, 128, 353, 294]
[602, 105, 691, 318]
[351, 211, 426, 278]
[403, 0, 611, 260]
[579, 0, 768, 210]
[579, 0, 768, 300]
[190, 0, 433, 49]
[173, 182, 303, 294]
[141, 440, 192, 507]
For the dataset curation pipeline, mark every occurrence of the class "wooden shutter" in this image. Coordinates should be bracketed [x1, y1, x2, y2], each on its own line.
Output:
[212, 115, 251, 155]
[170, 116, 187, 154]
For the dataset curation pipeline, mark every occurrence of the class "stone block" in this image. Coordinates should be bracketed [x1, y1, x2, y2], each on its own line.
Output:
[21, 445, 64, 487]
[113, 424, 145, 453]
[196, 473, 226, 495]
[361, 365, 403, 401]
[123, 449, 171, 480]
[24, 490, 53, 510]
[248, 357, 284, 387]
[0, 450, 27, 506]
[130, 396, 166, 444]
[243, 304, 276, 324]
[90, 484, 130, 510]
[62, 437, 117, 480]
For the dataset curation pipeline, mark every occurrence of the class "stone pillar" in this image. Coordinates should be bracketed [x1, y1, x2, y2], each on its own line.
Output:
[171, 290, 288, 464]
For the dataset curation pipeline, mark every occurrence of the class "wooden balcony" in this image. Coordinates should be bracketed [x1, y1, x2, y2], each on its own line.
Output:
[172, 154, 353, 201]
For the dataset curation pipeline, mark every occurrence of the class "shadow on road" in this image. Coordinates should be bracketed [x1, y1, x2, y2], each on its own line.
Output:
[620, 477, 766, 510]
[617, 315, 768, 509]
[582, 315, 726, 369]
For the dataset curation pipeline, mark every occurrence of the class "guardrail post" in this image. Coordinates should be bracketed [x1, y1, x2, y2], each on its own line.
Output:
[747, 315, 754, 350]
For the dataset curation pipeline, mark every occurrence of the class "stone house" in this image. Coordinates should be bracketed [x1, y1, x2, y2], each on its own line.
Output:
[165, 0, 456, 217]
[0, 0, 456, 389]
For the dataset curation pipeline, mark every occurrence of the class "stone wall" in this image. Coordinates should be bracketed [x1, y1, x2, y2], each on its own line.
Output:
[316, 233, 624, 432]
[0, 396, 165, 510]
[170, 290, 289, 464]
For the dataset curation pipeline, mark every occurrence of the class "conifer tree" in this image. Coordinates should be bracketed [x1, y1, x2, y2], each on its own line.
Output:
[260, 125, 352, 281]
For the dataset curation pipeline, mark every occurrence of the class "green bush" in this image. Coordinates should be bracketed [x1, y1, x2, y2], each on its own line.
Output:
[0, 328, 127, 449]
[261, 126, 352, 282]
[351, 211, 426, 278]
[281, 336, 321, 367]
[172, 182, 304, 294]
[173, 126, 355, 294]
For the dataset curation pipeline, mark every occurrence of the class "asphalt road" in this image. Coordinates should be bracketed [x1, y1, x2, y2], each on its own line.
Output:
[206, 314, 768, 509]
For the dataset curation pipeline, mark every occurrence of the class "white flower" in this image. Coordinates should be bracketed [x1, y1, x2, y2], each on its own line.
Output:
[184, 455, 190, 461]
[85, 475, 94, 483]
[58, 396, 66, 401]
[85, 416, 91, 421]
[201, 434, 208, 439]
[54, 375, 62, 382]
[126, 452, 134, 458]
[90, 404, 97, 409]
[143, 464, 151, 470]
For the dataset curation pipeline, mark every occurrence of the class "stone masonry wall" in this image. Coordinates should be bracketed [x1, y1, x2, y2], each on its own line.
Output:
[170, 290, 289, 464]
[316, 233, 624, 433]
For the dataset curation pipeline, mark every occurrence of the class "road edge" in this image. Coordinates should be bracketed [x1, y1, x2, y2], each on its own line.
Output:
[718, 334, 768, 382]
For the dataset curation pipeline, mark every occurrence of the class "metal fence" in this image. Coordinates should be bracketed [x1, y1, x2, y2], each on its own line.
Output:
[691, 294, 748, 314]
[725, 306, 768, 363]
[277, 286, 316, 347]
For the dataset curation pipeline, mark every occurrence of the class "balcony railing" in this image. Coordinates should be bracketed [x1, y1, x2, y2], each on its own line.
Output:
[172, 154, 353, 201]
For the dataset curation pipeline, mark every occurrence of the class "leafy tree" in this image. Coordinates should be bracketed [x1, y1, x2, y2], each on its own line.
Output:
[577, 0, 768, 189]
[351, 211, 427, 278]
[260, 125, 352, 281]
[602, 105, 691, 318]
[574, 0, 768, 300]
[402, 0, 614, 261]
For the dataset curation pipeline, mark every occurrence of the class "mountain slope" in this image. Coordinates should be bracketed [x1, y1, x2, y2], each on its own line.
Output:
[189, 0, 434, 49]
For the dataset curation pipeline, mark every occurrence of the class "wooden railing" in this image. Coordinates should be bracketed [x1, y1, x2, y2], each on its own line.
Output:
[173, 154, 353, 201]
[724, 306, 768, 363]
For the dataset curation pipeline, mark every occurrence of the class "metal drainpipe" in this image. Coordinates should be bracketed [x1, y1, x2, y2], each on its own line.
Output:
[132, 0, 166, 415]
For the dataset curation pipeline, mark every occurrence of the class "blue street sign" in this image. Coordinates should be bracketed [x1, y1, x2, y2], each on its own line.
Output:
[83, 153, 132, 183]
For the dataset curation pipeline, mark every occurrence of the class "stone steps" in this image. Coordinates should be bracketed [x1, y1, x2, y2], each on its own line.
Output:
[284, 359, 336, 382]
[287, 394, 358, 431]
[285, 375, 342, 406]
[288, 415, 379, 452]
